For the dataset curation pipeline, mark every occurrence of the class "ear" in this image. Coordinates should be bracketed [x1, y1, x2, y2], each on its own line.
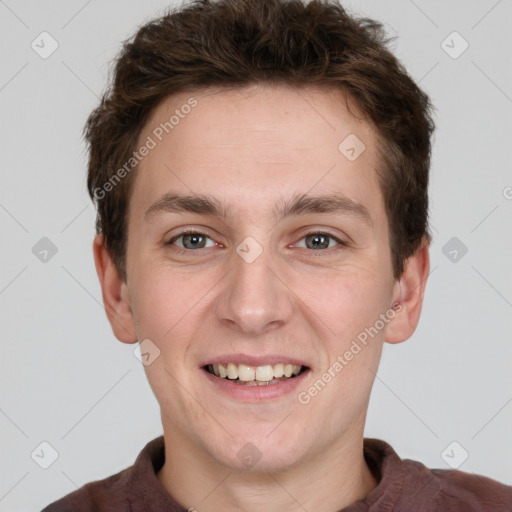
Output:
[93, 233, 138, 344]
[385, 237, 430, 344]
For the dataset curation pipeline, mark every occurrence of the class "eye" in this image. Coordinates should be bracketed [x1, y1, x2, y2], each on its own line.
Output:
[167, 231, 217, 250]
[295, 232, 347, 250]
[165, 230, 348, 253]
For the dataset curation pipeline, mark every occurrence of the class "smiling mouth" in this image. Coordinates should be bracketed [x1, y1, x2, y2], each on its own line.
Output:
[203, 363, 308, 386]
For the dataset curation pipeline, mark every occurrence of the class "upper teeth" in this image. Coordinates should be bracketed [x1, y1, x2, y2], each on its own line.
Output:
[210, 363, 302, 381]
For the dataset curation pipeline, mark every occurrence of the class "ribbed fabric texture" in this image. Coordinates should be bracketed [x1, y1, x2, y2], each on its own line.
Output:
[41, 435, 512, 511]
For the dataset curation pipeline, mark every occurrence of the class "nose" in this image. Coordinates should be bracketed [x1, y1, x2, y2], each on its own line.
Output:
[215, 242, 293, 335]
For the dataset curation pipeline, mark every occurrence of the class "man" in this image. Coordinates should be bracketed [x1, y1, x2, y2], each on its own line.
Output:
[42, 0, 512, 510]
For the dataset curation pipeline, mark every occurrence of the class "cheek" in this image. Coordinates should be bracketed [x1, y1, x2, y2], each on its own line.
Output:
[296, 265, 390, 336]
[131, 263, 211, 344]
[294, 265, 391, 402]
[295, 272, 387, 414]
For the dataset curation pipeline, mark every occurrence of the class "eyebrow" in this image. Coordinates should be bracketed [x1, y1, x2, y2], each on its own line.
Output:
[143, 192, 373, 227]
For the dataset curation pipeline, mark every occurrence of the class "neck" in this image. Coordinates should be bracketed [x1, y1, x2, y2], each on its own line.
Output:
[156, 424, 378, 512]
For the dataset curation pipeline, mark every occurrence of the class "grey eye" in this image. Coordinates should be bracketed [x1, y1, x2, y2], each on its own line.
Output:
[296, 233, 341, 250]
[170, 232, 216, 249]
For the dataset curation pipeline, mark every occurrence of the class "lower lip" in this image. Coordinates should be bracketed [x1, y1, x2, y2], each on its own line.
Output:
[201, 367, 310, 402]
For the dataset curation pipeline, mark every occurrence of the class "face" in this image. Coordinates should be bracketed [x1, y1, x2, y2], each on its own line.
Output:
[103, 83, 421, 472]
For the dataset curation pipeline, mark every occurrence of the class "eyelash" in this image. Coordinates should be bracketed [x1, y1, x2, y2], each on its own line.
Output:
[165, 229, 349, 254]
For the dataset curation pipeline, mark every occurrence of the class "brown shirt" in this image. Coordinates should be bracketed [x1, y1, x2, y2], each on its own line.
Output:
[41, 435, 512, 511]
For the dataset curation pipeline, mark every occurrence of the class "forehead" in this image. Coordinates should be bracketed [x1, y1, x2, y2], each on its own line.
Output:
[130, 83, 385, 225]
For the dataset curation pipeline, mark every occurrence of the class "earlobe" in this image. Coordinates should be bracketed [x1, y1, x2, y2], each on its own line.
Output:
[93, 234, 138, 344]
[385, 237, 430, 344]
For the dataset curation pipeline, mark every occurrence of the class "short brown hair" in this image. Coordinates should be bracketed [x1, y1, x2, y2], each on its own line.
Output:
[85, 0, 435, 282]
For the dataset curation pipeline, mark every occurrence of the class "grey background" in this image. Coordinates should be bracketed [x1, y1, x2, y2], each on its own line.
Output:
[1, 0, 511, 510]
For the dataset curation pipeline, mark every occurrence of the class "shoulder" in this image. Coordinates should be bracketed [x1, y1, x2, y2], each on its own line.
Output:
[40, 436, 166, 512]
[401, 457, 512, 511]
[363, 438, 512, 511]
[40, 466, 131, 512]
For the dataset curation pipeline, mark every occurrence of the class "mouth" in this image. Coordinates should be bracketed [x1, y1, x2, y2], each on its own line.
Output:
[202, 362, 309, 386]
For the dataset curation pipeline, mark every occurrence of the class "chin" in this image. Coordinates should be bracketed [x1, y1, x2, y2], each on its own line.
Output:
[209, 435, 306, 474]
[224, 452, 301, 474]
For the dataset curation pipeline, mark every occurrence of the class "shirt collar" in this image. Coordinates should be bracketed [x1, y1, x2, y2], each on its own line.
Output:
[128, 435, 404, 511]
